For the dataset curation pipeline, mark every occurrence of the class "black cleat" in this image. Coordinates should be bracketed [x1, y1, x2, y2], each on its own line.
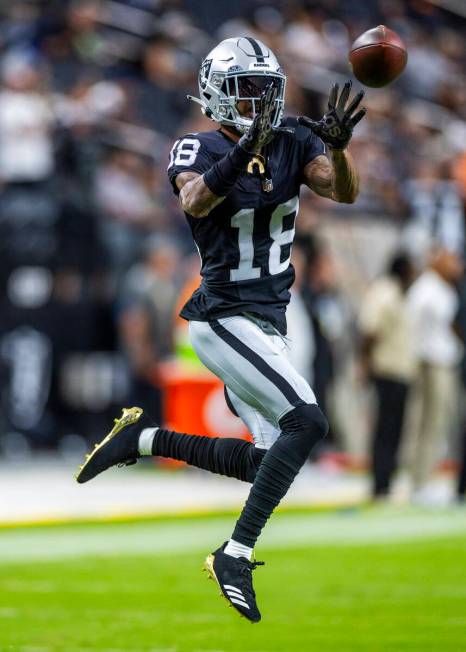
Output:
[75, 407, 148, 484]
[203, 542, 264, 623]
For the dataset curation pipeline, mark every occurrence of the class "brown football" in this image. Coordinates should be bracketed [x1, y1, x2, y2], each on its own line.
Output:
[349, 25, 407, 88]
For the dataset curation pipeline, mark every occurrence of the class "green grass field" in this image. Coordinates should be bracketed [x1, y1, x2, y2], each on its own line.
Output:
[1, 507, 465, 652]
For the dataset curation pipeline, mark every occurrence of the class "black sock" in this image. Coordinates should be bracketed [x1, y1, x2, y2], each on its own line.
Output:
[152, 429, 265, 483]
[231, 404, 328, 547]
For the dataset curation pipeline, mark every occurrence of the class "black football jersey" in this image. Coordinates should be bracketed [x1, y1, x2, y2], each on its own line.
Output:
[167, 117, 325, 334]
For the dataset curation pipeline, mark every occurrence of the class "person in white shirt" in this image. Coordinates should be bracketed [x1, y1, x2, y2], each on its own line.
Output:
[406, 248, 464, 499]
[359, 253, 417, 499]
[0, 53, 54, 182]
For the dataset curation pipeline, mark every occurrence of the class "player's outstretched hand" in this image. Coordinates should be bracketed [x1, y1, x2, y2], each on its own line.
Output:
[239, 83, 293, 154]
[298, 80, 366, 150]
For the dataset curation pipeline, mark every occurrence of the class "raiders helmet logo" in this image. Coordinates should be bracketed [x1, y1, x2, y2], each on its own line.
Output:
[199, 59, 212, 89]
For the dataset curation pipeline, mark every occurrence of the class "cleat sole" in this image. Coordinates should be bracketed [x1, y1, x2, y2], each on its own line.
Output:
[75, 406, 143, 482]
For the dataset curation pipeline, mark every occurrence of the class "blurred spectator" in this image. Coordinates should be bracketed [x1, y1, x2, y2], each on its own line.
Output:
[406, 248, 464, 504]
[0, 51, 55, 183]
[39, 0, 107, 90]
[358, 252, 417, 499]
[301, 240, 349, 451]
[283, 7, 337, 68]
[453, 274, 466, 503]
[117, 235, 180, 421]
[304, 244, 344, 416]
[457, 426, 466, 503]
[453, 151, 466, 202]
[135, 36, 195, 137]
[287, 241, 316, 387]
[403, 160, 465, 263]
[95, 149, 166, 280]
[402, 28, 456, 101]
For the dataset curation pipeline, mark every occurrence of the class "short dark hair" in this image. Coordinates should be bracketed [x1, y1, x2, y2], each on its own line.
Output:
[388, 252, 413, 282]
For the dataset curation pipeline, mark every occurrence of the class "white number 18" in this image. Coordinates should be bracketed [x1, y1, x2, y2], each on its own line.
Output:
[229, 196, 299, 281]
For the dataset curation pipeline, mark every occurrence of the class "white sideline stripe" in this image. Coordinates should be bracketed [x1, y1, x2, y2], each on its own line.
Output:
[229, 597, 250, 609]
[1, 509, 466, 564]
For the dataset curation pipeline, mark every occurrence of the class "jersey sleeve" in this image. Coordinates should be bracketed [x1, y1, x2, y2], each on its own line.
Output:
[167, 134, 215, 195]
[302, 130, 325, 167]
[282, 117, 326, 168]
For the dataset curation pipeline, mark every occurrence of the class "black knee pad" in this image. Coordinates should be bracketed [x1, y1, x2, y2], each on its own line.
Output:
[278, 403, 329, 457]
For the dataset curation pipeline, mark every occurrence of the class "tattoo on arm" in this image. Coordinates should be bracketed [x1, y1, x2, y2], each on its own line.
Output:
[176, 172, 224, 218]
[303, 155, 334, 199]
[330, 149, 359, 203]
[304, 150, 360, 203]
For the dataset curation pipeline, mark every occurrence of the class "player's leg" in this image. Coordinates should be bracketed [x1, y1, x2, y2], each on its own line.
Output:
[190, 317, 328, 548]
[227, 403, 327, 556]
[190, 316, 328, 621]
[76, 314, 292, 485]
[75, 377, 271, 485]
[139, 382, 276, 481]
[76, 405, 266, 484]
[225, 385, 281, 451]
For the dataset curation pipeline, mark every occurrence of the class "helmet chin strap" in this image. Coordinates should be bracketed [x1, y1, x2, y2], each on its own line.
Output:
[187, 94, 214, 118]
[186, 94, 253, 132]
[186, 94, 203, 107]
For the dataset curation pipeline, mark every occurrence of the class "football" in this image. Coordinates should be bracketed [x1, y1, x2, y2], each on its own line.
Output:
[349, 25, 407, 87]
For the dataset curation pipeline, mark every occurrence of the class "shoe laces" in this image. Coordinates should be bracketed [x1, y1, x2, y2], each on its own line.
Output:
[238, 559, 264, 601]
[249, 560, 265, 571]
[239, 558, 265, 577]
[249, 549, 265, 571]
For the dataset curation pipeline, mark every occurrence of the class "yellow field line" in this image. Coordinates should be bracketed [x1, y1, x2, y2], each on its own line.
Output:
[0, 499, 365, 530]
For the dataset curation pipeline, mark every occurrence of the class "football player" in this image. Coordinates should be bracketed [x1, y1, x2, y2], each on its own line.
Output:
[76, 37, 366, 623]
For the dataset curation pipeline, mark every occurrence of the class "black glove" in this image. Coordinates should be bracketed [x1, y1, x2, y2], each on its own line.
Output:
[298, 80, 366, 150]
[239, 82, 293, 154]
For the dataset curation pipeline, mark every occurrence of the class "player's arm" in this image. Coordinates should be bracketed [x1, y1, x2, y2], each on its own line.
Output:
[176, 171, 224, 218]
[303, 150, 359, 203]
[299, 80, 366, 204]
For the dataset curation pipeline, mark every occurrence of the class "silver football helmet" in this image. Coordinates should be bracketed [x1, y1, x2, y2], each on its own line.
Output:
[188, 37, 286, 134]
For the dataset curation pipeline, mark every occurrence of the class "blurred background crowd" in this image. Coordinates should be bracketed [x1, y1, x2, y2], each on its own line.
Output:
[1, 0, 466, 506]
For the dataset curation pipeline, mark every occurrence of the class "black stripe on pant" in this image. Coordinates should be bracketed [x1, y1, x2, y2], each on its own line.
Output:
[209, 319, 305, 408]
